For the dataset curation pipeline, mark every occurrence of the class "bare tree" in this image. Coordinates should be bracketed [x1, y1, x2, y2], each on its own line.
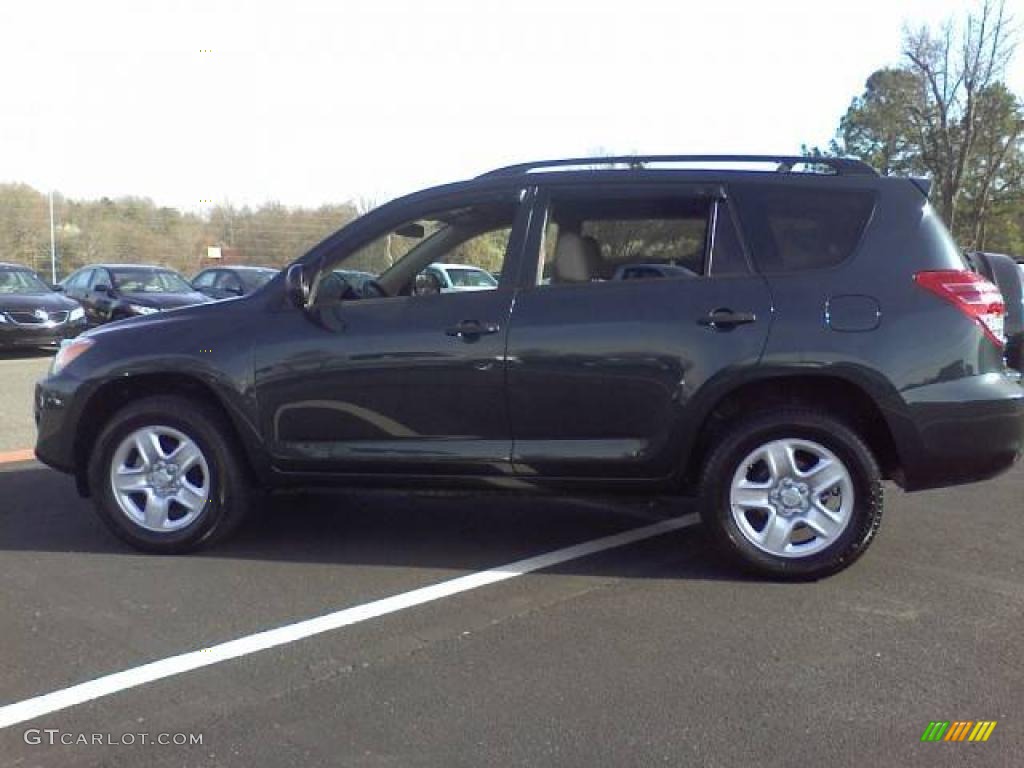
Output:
[902, 0, 1016, 232]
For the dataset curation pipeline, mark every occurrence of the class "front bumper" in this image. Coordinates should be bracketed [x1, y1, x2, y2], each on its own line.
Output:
[0, 319, 85, 348]
[34, 374, 82, 475]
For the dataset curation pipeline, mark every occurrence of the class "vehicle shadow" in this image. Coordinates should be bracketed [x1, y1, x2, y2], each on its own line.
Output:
[0, 463, 750, 582]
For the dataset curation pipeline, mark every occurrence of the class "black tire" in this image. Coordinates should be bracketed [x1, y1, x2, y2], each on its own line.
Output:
[698, 409, 883, 580]
[87, 394, 251, 553]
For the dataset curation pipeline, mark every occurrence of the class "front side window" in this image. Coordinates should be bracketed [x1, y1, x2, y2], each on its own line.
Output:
[88, 269, 110, 290]
[314, 193, 520, 304]
[66, 270, 91, 292]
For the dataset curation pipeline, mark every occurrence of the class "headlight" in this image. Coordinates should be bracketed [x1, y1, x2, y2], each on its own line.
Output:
[127, 304, 159, 316]
[69, 306, 85, 322]
[52, 337, 95, 375]
[0, 312, 9, 324]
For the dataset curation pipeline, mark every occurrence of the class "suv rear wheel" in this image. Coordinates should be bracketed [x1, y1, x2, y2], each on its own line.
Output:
[698, 409, 883, 579]
[87, 395, 250, 553]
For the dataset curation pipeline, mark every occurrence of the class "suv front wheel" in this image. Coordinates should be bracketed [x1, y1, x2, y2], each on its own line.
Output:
[87, 395, 250, 553]
[698, 409, 883, 579]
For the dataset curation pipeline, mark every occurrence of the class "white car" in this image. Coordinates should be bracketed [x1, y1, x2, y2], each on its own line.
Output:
[422, 263, 497, 293]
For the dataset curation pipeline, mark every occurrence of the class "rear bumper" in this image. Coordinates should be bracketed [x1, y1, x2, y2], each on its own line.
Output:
[898, 373, 1024, 491]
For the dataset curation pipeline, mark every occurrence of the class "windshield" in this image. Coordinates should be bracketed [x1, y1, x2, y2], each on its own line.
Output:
[445, 267, 497, 288]
[0, 269, 51, 294]
[111, 268, 193, 293]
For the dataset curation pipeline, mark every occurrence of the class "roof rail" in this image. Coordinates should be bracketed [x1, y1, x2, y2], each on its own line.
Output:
[478, 154, 878, 178]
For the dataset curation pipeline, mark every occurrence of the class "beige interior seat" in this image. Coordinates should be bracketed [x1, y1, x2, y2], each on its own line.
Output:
[552, 231, 602, 283]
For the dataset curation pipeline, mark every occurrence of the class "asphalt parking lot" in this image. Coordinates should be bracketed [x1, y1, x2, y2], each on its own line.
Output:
[1, 353, 1022, 767]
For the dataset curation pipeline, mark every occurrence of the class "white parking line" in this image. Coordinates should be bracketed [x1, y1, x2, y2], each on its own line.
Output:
[0, 513, 698, 729]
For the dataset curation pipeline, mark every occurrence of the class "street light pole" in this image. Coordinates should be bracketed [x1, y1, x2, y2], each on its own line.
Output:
[48, 190, 57, 283]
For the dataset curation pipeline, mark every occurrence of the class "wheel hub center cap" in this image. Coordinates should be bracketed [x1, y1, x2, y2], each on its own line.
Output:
[780, 488, 803, 507]
[149, 462, 180, 494]
[769, 478, 809, 515]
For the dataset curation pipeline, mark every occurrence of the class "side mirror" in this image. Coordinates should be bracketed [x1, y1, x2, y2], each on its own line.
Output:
[93, 283, 111, 294]
[51, 284, 64, 292]
[284, 263, 310, 308]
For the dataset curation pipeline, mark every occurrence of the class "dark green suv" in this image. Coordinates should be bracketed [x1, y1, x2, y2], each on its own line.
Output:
[34, 155, 1024, 578]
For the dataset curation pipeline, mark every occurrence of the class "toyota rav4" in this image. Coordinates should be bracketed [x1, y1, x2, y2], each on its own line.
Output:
[34, 155, 1024, 578]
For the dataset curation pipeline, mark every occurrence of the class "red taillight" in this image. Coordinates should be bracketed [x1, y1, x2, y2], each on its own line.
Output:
[914, 270, 1006, 348]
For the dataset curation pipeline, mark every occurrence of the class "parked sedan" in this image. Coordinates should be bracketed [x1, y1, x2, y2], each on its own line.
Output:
[422, 263, 498, 292]
[61, 264, 210, 325]
[0, 262, 86, 349]
[192, 266, 279, 300]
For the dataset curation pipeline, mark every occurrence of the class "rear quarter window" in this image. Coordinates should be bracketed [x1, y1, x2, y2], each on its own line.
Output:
[732, 185, 875, 273]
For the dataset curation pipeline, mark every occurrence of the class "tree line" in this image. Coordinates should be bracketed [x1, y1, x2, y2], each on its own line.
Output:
[0, 183, 362, 279]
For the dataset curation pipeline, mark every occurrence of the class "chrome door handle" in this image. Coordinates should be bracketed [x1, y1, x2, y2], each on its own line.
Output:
[445, 320, 500, 337]
[698, 309, 757, 330]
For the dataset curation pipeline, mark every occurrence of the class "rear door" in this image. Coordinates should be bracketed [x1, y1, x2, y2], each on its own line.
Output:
[506, 182, 773, 480]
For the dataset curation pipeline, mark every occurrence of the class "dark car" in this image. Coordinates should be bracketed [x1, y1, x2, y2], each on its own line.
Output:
[192, 266, 279, 300]
[315, 269, 379, 302]
[60, 264, 210, 325]
[967, 251, 1024, 384]
[336, 268, 378, 293]
[0, 263, 86, 349]
[34, 155, 1024, 579]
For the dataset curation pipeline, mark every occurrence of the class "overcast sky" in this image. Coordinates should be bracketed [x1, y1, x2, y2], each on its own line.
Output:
[2, 0, 1022, 211]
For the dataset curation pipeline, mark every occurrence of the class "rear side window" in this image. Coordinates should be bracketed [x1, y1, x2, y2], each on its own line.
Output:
[732, 186, 875, 272]
[536, 191, 712, 285]
[217, 272, 243, 293]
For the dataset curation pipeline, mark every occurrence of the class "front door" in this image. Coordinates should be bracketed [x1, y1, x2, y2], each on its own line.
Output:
[254, 186, 530, 477]
[85, 267, 115, 324]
